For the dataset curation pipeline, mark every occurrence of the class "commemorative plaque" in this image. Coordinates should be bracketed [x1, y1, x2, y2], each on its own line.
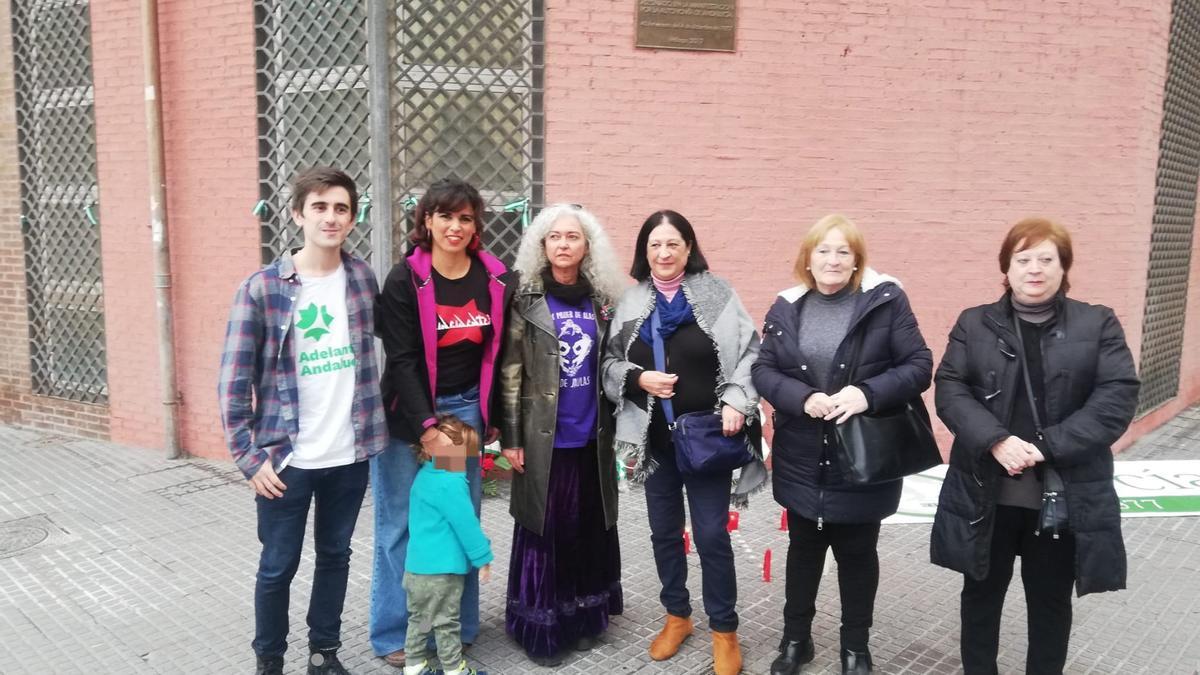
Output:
[636, 0, 736, 53]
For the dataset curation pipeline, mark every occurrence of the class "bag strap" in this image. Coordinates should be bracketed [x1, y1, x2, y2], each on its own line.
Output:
[1012, 318, 1062, 488]
[649, 309, 677, 426]
[1011, 318, 1044, 439]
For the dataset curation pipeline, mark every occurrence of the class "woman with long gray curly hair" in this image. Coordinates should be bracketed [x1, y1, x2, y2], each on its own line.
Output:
[497, 203, 627, 666]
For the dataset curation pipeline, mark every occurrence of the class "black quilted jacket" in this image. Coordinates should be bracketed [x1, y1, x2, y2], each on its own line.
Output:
[930, 292, 1139, 596]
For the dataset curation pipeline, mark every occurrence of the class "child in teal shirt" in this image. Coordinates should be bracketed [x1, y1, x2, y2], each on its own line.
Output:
[404, 416, 493, 675]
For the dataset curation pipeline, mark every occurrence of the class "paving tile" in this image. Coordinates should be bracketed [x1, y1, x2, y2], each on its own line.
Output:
[1, 405, 1199, 673]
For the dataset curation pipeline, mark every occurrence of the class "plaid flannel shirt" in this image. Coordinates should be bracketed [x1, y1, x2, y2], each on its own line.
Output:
[218, 250, 388, 479]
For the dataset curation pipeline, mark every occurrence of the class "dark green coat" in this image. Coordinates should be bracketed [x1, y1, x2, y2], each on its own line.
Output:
[498, 273, 618, 536]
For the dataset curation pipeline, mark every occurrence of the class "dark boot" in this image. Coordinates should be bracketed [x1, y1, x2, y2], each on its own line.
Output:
[770, 637, 815, 675]
[255, 656, 284, 675]
[308, 647, 351, 675]
[840, 647, 873, 674]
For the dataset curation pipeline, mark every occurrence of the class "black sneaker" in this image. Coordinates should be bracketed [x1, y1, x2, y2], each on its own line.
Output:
[255, 656, 284, 675]
[308, 648, 352, 675]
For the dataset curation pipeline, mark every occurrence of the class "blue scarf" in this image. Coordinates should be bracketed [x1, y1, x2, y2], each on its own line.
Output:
[638, 289, 696, 346]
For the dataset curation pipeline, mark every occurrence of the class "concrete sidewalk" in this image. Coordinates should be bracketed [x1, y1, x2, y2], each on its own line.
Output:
[1, 407, 1198, 674]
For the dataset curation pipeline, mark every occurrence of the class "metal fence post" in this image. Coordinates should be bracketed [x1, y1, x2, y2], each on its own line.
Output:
[368, 0, 394, 274]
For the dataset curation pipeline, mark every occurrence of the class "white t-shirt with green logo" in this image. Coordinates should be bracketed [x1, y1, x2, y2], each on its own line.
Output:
[288, 265, 357, 470]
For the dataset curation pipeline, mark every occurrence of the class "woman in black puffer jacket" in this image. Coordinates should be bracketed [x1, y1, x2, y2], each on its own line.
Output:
[752, 214, 932, 675]
[930, 218, 1139, 675]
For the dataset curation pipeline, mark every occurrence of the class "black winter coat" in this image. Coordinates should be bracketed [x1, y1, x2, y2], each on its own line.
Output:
[752, 272, 933, 524]
[930, 293, 1139, 596]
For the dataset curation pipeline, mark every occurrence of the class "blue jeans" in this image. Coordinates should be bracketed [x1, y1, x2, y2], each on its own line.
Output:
[369, 386, 483, 656]
[252, 460, 369, 658]
[644, 443, 738, 632]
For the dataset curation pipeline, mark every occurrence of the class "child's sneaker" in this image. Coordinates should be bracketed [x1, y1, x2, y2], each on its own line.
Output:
[402, 660, 440, 675]
[444, 661, 487, 675]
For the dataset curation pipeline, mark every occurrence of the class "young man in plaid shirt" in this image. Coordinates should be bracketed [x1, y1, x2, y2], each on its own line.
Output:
[219, 167, 388, 675]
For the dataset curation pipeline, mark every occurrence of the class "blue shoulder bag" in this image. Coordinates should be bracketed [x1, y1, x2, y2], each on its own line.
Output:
[650, 309, 754, 476]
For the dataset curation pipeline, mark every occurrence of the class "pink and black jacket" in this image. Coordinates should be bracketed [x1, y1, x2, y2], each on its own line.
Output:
[376, 245, 516, 442]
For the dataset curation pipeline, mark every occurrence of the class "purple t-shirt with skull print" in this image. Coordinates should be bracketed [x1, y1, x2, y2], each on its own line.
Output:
[546, 294, 598, 448]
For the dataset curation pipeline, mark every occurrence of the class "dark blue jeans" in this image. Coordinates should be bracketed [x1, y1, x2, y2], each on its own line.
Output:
[252, 460, 369, 658]
[644, 443, 738, 632]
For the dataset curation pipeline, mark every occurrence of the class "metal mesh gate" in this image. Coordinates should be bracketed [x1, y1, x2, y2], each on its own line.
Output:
[1138, 0, 1200, 415]
[254, 0, 543, 268]
[11, 0, 107, 403]
[390, 0, 544, 264]
[254, 0, 375, 262]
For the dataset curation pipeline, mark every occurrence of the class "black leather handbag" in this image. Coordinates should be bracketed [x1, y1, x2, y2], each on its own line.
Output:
[1014, 318, 1069, 539]
[832, 335, 941, 485]
[834, 399, 941, 485]
[650, 310, 753, 476]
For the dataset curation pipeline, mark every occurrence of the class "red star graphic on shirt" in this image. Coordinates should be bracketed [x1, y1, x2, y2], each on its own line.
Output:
[436, 299, 490, 347]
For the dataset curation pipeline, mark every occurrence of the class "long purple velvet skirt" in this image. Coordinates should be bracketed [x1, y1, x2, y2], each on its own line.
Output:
[505, 441, 623, 658]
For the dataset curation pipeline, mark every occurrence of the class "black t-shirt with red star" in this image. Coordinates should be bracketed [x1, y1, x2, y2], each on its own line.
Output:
[432, 259, 493, 396]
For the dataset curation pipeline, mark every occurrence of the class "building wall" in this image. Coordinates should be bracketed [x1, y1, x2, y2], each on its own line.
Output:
[0, 0, 110, 438]
[1, 0, 1197, 458]
[155, 0, 261, 458]
[86, 0, 260, 458]
[542, 0, 1181, 448]
[92, 0, 160, 448]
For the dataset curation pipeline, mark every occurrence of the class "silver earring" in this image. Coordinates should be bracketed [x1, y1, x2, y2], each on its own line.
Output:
[853, 266, 858, 271]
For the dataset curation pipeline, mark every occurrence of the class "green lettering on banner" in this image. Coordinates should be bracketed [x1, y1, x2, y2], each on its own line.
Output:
[1120, 495, 1200, 513]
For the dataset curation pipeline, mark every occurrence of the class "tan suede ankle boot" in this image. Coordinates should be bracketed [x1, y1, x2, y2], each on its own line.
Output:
[712, 630, 743, 675]
[648, 614, 693, 661]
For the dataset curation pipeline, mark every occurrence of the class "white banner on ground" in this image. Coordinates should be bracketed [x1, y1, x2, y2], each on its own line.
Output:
[884, 460, 1200, 525]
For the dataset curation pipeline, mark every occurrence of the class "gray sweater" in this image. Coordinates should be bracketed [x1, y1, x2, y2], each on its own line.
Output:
[797, 284, 857, 391]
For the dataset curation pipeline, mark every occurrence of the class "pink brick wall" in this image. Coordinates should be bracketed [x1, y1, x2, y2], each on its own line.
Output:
[3, 0, 1197, 458]
[92, 0, 259, 458]
[156, 0, 260, 459]
[543, 0, 1184, 447]
[93, 0, 159, 448]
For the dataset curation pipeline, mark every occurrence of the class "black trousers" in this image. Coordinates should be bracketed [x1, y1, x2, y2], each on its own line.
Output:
[783, 511, 880, 651]
[960, 505, 1076, 675]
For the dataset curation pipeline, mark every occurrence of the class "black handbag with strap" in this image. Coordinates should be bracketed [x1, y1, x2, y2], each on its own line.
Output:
[832, 333, 941, 485]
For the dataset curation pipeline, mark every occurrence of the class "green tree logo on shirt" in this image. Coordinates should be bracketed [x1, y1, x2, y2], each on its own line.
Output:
[297, 302, 334, 341]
